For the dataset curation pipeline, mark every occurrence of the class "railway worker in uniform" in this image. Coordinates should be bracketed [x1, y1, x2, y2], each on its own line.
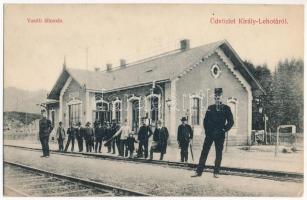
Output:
[55, 121, 66, 152]
[95, 122, 104, 153]
[84, 122, 95, 153]
[111, 119, 131, 157]
[39, 109, 53, 158]
[64, 122, 76, 152]
[149, 120, 169, 161]
[137, 119, 153, 158]
[76, 122, 84, 152]
[192, 88, 234, 178]
[110, 119, 120, 154]
[177, 117, 193, 163]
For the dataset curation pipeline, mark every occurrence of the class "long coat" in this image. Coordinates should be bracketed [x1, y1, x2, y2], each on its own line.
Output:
[75, 127, 84, 140]
[152, 127, 169, 154]
[177, 124, 193, 146]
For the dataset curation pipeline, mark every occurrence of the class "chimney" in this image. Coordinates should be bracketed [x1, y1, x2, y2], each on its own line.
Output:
[106, 63, 112, 71]
[180, 39, 190, 51]
[120, 59, 126, 68]
[94, 67, 100, 72]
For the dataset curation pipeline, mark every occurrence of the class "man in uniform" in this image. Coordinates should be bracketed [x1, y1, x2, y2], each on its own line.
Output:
[137, 119, 153, 158]
[192, 88, 234, 178]
[39, 109, 53, 158]
[177, 117, 193, 163]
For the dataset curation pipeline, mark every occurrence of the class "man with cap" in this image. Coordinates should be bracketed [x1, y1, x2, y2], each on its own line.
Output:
[95, 122, 104, 153]
[149, 120, 169, 161]
[110, 119, 121, 154]
[64, 122, 76, 152]
[192, 88, 234, 178]
[55, 121, 66, 151]
[137, 119, 153, 158]
[177, 117, 193, 163]
[39, 109, 53, 157]
[76, 122, 84, 152]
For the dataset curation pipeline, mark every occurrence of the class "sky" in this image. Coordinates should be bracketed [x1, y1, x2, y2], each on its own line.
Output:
[4, 4, 304, 91]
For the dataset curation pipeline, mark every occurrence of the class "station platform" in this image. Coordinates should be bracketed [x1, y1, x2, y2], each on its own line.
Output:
[4, 139, 304, 174]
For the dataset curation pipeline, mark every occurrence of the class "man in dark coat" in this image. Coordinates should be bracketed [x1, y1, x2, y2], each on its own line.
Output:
[192, 88, 234, 178]
[84, 122, 95, 152]
[137, 120, 153, 158]
[64, 122, 76, 152]
[95, 122, 105, 153]
[39, 109, 53, 158]
[177, 117, 193, 163]
[149, 120, 169, 160]
[110, 119, 120, 154]
[75, 122, 84, 152]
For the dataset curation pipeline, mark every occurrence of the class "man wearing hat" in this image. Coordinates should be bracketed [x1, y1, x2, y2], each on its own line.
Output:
[177, 117, 193, 163]
[76, 122, 84, 152]
[39, 109, 53, 157]
[149, 120, 169, 161]
[192, 88, 234, 178]
[55, 121, 66, 152]
[84, 122, 95, 152]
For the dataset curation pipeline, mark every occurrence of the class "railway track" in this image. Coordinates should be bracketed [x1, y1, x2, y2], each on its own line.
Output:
[4, 161, 150, 197]
[4, 144, 304, 183]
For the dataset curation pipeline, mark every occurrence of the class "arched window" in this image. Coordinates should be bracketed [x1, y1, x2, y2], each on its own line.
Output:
[67, 99, 82, 126]
[191, 96, 201, 126]
[95, 100, 111, 124]
[145, 94, 160, 127]
[227, 97, 238, 128]
[112, 99, 122, 124]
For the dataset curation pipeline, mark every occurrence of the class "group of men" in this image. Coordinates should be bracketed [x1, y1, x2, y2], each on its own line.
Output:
[39, 88, 234, 178]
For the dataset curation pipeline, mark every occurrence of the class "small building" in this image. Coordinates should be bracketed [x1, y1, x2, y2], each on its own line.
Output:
[46, 39, 264, 145]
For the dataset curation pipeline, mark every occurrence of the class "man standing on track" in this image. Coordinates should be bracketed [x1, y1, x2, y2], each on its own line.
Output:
[39, 109, 53, 158]
[192, 88, 234, 178]
[177, 117, 193, 163]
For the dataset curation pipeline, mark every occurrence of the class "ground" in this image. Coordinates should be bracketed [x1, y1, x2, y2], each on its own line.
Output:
[3, 146, 303, 196]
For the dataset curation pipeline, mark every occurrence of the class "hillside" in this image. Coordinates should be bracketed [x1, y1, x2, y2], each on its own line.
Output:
[4, 87, 48, 113]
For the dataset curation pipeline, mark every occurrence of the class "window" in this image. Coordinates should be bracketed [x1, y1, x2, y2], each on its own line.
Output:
[191, 97, 200, 125]
[227, 98, 238, 128]
[211, 64, 222, 78]
[150, 96, 159, 122]
[146, 94, 160, 127]
[68, 103, 81, 126]
[95, 101, 111, 124]
[113, 100, 122, 124]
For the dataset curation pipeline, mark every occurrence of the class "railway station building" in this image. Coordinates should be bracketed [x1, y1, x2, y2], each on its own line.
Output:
[46, 39, 264, 145]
